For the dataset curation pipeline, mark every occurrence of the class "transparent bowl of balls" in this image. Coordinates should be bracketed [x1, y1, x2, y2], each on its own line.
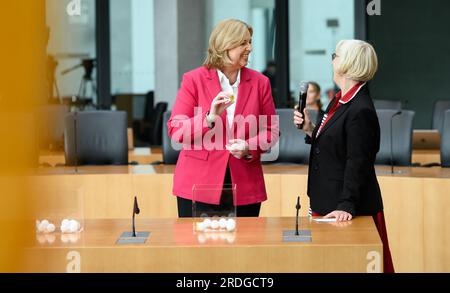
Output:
[194, 217, 236, 233]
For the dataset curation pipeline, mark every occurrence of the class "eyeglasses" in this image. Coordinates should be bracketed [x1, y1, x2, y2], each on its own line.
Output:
[332, 53, 338, 61]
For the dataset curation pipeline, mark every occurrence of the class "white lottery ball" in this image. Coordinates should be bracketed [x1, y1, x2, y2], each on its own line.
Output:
[69, 220, 79, 233]
[60, 221, 69, 233]
[202, 219, 212, 228]
[38, 220, 49, 232]
[211, 220, 219, 229]
[219, 218, 227, 229]
[45, 223, 56, 233]
[61, 219, 70, 228]
[226, 219, 236, 232]
[196, 222, 205, 232]
[211, 233, 219, 241]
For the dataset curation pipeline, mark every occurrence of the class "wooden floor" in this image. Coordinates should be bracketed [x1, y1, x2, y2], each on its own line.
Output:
[24, 217, 382, 273]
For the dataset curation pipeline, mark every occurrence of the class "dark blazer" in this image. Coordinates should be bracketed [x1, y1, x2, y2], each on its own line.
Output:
[305, 84, 383, 216]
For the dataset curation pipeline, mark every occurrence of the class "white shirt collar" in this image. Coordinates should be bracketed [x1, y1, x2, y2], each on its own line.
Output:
[217, 69, 241, 88]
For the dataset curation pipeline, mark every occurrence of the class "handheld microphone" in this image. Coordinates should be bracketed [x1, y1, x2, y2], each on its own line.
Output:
[132, 196, 140, 237]
[296, 81, 309, 129]
[390, 111, 402, 174]
[295, 196, 301, 236]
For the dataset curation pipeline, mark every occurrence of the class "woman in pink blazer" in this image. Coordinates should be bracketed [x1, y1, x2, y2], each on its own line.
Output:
[167, 19, 279, 217]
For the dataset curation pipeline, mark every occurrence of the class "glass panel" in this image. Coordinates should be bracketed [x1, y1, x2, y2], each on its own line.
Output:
[289, 0, 355, 109]
[192, 184, 237, 234]
[110, 0, 155, 145]
[46, 0, 97, 107]
[33, 183, 85, 245]
[110, 0, 155, 95]
[205, 0, 276, 74]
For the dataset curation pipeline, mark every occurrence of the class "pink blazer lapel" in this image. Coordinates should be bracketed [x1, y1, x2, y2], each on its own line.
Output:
[234, 67, 252, 117]
[204, 67, 227, 122]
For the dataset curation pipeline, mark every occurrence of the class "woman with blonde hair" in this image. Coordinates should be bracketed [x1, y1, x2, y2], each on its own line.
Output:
[294, 39, 394, 272]
[168, 19, 278, 218]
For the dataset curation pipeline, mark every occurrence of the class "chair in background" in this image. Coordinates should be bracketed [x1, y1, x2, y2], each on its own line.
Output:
[432, 100, 450, 134]
[440, 110, 450, 167]
[132, 91, 154, 143]
[270, 109, 318, 164]
[160, 111, 181, 164]
[375, 110, 415, 166]
[373, 99, 402, 110]
[64, 111, 128, 166]
[150, 102, 168, 145]
[113, 94, 141, 127]
[36, 104, 69, 150]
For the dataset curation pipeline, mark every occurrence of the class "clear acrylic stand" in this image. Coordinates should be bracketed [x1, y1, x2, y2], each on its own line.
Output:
[192, 183, 237, 234]
[33, 184, 84, 245]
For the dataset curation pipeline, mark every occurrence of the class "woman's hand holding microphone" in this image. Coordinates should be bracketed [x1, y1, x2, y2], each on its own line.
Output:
[293, 106, 314, 137]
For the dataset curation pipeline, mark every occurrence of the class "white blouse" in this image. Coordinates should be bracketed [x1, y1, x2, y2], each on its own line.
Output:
[217, 69, 241, 129]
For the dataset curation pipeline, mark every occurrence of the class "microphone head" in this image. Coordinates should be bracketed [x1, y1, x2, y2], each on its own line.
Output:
[299, 81, 309, 94]
[295, 196, 301, 210]
[133, 196, 140, 214]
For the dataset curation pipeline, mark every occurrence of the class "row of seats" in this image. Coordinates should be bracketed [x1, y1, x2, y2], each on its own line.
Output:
[373, 99, 450, 134]
[56, 107, 450, 168]
[161, 109, 450, 167]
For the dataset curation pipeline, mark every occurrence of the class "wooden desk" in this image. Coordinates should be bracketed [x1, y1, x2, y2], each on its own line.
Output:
[28, 164, 450, 273]
[24, 217, 382, 273]
[38, 147, 163, 166]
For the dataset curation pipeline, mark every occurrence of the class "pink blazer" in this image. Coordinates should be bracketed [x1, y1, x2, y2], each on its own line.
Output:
[167, 66, 278, 205]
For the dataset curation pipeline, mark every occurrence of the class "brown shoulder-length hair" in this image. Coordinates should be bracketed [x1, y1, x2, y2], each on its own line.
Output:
[203, 19, 253, 69]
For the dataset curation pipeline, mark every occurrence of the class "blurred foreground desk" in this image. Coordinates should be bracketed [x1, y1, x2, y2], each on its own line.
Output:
[30, 165, 450, 273]
[25, 217, 382, 273]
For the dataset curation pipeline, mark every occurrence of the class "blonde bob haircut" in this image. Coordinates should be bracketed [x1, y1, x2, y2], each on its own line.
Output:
[203, 19, 253, 69]
[335, 40, 378, 82]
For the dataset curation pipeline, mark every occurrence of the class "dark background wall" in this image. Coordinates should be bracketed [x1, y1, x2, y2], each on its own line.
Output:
[367, 0, 450, 128]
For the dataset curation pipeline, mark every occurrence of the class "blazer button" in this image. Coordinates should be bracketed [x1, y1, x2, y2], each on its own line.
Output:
[315, 147, 320, 155]
[313, 164, 319, 170]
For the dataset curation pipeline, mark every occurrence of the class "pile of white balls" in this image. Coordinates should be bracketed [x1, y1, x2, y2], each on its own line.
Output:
[36, 220, 55, 234]
[196, 218, 236, 232]
[60, 219, 81, 233]
[36, 219, 81, 234]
